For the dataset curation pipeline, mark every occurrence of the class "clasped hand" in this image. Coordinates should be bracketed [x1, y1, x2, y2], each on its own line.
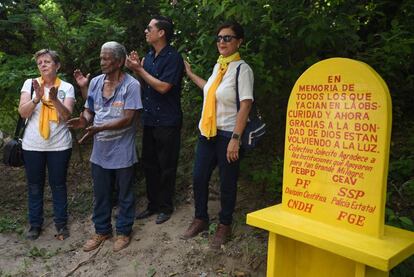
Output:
[32, 79, 44, 102]
[32, 79, 59, 102]
[125, 51, 143, 71]
[67, 112, 100, 144]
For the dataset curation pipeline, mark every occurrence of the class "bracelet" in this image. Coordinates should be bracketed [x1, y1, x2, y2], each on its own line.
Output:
[231, 133, 240, 140]
[32, 98, 40, 105]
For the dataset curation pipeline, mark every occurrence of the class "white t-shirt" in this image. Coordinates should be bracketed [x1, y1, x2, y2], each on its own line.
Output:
[21, 78, 75, 151]
[200, 60, 254, 133]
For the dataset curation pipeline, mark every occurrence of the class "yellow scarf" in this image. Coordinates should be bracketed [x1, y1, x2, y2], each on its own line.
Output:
[200, 52, 241, 138]
[38, 77, 61, 139]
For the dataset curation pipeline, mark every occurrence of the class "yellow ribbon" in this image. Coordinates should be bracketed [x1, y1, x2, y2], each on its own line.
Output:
[38, 77, 61, 139]
[200, 52, 241, 138]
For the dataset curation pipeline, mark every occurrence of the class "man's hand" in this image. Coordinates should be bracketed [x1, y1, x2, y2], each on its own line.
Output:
[49, 86, 58, 102]
[73, 69, 90, 89]
[125, 51, 142, 72]
[67, 112, 88, 129]
[78, 125, 102, 144]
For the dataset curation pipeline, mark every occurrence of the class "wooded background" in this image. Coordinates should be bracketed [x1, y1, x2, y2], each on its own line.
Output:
[1, 0, 413, 245]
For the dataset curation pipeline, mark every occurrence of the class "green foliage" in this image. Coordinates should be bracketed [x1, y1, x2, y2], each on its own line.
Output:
[240, 154, 284, 199]
[0, 216, 24, 234]
[391, 255, 414, 277]
[0, 1, 38, 55]
[386, 207, 414, 231]
[146, 267, 156, 277]
[0, 2, 413, 274]
[0, 54, 37, 135]
[28, 246, 60, 259]
[30, 0, 127, 77]
[386, 125, 414, 234]
[209, 222, 218, 235]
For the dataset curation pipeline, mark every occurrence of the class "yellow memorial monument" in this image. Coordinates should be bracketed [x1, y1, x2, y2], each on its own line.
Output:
[246, 58, 414, 276]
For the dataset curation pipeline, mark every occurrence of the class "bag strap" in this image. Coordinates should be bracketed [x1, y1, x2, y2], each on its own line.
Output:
[235, 64, 241, 111]
[235, 63, 257, 115]
[14, 82, 34, 139]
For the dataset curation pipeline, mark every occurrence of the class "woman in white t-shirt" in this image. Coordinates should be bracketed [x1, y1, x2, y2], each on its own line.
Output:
[18, 49, 75, 240]
[182, 22, 254, 248]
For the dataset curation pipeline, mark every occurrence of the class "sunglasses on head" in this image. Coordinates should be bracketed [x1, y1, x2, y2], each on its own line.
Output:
[216, 35, 237, 43]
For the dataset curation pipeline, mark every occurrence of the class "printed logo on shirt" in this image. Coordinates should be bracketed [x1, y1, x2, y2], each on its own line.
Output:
[58, 90, 66, 100]
[110, 101, 124, 117]
[112, 101, 124, 107]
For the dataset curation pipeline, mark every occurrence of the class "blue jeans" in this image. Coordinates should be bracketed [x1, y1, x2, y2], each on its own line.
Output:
[193, 134, 241, 225]
[91, 163, 136, 236]
[23, 149, 72, 229]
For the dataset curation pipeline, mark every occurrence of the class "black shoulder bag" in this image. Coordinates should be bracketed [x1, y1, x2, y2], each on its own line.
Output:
[3, 84, 34, 167]
[235, 64, 266, 150]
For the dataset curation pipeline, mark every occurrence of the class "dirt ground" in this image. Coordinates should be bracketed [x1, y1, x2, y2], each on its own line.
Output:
[0, 146, 269, 277]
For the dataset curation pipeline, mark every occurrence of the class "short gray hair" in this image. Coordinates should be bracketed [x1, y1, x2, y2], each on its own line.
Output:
[34, 49, 60, 64]
[101, 41, 127, 62]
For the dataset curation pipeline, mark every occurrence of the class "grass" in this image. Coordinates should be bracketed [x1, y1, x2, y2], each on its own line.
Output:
[28, 246, 61, 259]
[0, 215, 25, 234]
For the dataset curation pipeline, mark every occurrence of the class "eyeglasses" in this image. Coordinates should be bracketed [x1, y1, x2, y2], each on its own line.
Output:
[216, 35, 237, 43]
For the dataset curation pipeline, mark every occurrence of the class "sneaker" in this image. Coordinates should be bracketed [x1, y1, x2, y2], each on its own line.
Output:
[181, 218, 209, 239]
[26, 226, 41, 240]
[155, 213, 171, 224]
[113, 235, 130, 252]
[210, 224, 231, 249]
[83, 233, 112, 252]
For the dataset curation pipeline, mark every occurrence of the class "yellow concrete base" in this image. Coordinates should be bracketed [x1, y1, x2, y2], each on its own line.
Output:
[247, 205, 414, 277]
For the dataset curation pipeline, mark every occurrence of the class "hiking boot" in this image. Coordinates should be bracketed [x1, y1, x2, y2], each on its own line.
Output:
[113, 235, 130, 252]
[83, 233, 112, 252]
[181, 218, 208, 239]
[26, 226, 41, 240]
[210, 224, 231, 249]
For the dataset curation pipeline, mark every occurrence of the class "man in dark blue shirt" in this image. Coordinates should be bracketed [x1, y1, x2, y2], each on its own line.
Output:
[126, 15, 184, 224]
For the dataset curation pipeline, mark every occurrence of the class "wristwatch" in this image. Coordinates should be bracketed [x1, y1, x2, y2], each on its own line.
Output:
[231, 133, 240, 140]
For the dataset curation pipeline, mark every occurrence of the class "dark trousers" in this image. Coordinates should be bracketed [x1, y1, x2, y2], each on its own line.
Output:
[142, 126, 181, 214]
[23, 149, 72, 229]
[91, 163, 136, 236]
[193, 135, 241, 225]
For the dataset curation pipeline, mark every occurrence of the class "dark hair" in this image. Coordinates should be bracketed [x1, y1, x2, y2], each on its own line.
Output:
[34, 49, 60, 64]
[152, 15, 174, 43]
[216, 21, 244, 39]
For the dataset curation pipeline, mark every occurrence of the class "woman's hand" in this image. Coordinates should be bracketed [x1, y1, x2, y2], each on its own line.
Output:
[226, 139, 240, 163]
[32, 79, 44, 102]
[184, 60, 193, 76]
[183, 60, 206, 90]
